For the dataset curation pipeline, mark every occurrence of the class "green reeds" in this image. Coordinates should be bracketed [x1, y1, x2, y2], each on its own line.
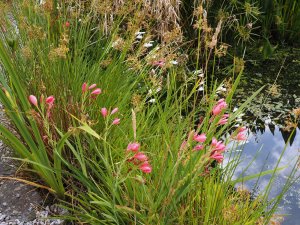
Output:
[0, 1, 297, 224]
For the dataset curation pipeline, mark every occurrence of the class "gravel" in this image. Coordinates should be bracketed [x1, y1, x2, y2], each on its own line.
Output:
[0, 104, 65, 224]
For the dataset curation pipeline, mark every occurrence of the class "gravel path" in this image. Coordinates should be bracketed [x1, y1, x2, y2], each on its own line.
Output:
[0, 105, 65, 225]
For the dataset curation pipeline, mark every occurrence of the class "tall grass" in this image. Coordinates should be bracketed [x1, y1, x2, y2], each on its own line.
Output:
[0, 0, 298, 224]
[260, 0, 300, 43]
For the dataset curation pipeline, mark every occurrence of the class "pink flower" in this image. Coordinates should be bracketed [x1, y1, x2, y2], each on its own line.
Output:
[210, 152, 224, 163]
[236, 132, 247, 141]
[46, 96, 55, 105]
[29, 95, 38, 107]
[65, 21, 70, 27]
[212, 98, 227, 115]
[238, 127, 247, 132]
[133, 152, 148, 162]
[91, 88, 101, 96]
[218, 118, 228, 125]
[46, 96, 55, 111]
[193, 133, 207, 143]
[82, 82, 87, 93]
[111, 107, 118, 115]
[112, 118, 120, 125]
[218, 114, 229, 125]
[232, 127, 248, 141]
[211, 137, 226, 153]
[152, 59, 165, 67]
[101, 108, 108, 117]
[139, 161, 152, 173]
[193, 145, 204, 151]
[88, 84, 97, 90]
[127, 142, 140, 152]
[211, 137, 217, 146]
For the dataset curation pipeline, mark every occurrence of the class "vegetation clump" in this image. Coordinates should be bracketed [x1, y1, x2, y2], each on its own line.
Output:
[0, 0, 298, 224]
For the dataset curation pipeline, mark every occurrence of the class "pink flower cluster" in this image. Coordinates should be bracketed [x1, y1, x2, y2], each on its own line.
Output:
[100, 107, 120, 125]
[127, 142, 152, 174]
[29, 95, 55, 118]
[189, 131, 226, 163]
[209, 99, 229, 126]
[218, 114, 229, 125]
[192, 133, 207, 151]
[210, 137, 226, 163]
[82, 82, 102, 98]
[212, 98, 227, 116]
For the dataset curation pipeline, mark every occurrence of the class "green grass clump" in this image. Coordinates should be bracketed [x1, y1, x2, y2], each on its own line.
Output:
[0, 0, 297, 224]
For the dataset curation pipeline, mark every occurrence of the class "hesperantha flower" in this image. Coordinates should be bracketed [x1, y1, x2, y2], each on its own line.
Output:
[210, 152, 224, 163]
[112, 118, 120, 125]
[46, 96, 55, 111]
[212, 98, 227, 115]
[193, 145, 204, 151]
[46, 96, 55, 105]
[211, 137, 226, 153]
[101, 108, 108, 117]
[238, 126, 247, 132]
[139, 161, 152, 174]
[218, 114, 229, 125]
[232, 127, 248, 141]
[65, 21, 70, 28]
[111, 107, 118, 115]
[29, 95, 38, 107]
[133, 152, 148, 162]
[90, 88, 101, 97]
[127, 142, 140, 152]
[235, 132, 247, 141]
[88, 84, 97, 90]
[193, 133, 207, 143]
[82, 82, 87, 93]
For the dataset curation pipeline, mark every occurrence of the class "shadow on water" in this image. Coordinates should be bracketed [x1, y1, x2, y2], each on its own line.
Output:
[229, 126, 300, 225]
[250, 123, 300, 146]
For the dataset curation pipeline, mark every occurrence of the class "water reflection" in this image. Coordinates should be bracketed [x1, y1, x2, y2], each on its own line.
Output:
[227, 126, 300, 225]
[250, 123, 300, 146]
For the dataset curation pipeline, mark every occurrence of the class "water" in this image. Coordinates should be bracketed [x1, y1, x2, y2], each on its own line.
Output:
[229, 126, 300, 224]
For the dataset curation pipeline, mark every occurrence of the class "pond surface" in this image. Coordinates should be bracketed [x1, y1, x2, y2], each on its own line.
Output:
[219, 46, 300, 224]
[218, 47, 300, 130]
[229, 126, 300, 224]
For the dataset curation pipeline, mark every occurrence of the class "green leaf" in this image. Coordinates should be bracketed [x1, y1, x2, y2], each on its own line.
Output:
[231, 166, 287, 184]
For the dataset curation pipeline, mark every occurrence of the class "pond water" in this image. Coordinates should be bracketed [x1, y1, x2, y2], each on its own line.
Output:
[229, 126, 300, 224]
[219, 47, 300, 224]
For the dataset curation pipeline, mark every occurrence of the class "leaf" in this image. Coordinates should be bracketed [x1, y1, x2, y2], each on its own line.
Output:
[78, 124, 100, 139]
[0, 176, 55, 193]
[231, 166, 287, 184]
[115, 205, 141, 216]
